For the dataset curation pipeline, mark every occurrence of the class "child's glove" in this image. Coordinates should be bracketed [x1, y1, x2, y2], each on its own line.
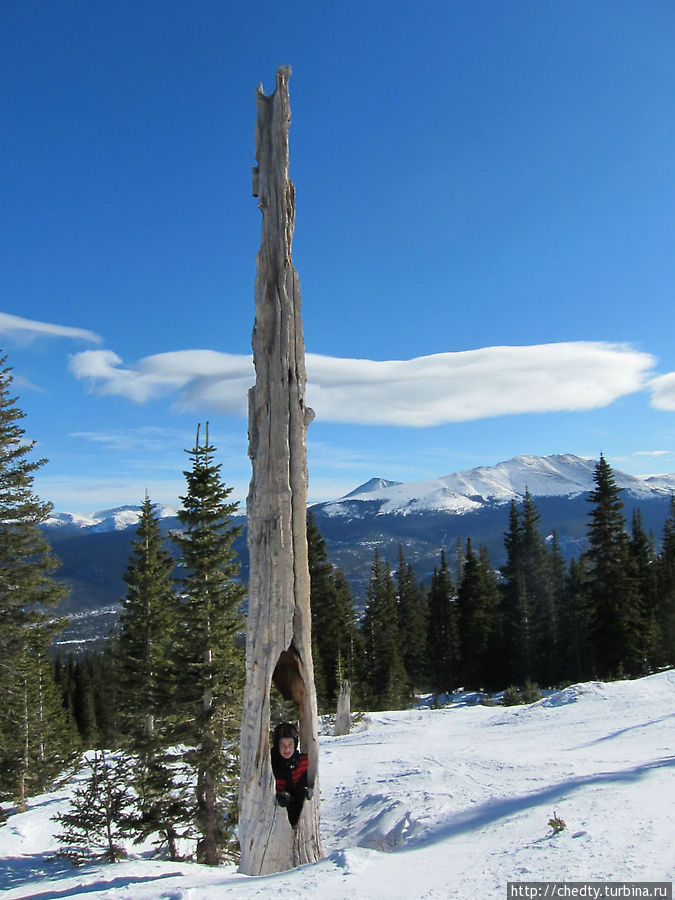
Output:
[276, 791, 292, 807]
[304, 786, 313, 800]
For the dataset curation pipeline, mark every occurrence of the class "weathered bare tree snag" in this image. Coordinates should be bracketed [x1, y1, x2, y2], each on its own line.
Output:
[238, 66, 323, 876]
[334, 680, 351, 736]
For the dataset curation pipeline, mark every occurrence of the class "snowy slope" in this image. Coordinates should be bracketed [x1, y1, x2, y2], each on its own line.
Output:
[320, 453, 675, 517]
[2, 671, 673, 899]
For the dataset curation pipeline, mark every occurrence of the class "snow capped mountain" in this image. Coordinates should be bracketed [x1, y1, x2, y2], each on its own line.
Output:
[46, 455, 675, 529]
[343, 477, 402, 497]
[319, 453, 675, 518]
[46, 504, 178, 533]
[42, 453, 675, 634]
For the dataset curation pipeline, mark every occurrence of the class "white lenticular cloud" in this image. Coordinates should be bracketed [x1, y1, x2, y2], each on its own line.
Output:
[69, 350, 155, 402]
[650, 372, 675, 412]
[0, 311, 101, 344]
[305, 342, 655, 426]
[69, 341, 656, 426]
[69, 348, 254, 411]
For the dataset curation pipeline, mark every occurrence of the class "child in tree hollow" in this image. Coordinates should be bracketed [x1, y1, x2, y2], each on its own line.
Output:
[271, 721, 313, 828]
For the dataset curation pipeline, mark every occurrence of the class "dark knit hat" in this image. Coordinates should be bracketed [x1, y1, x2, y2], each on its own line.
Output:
[273, 721, 299, 750]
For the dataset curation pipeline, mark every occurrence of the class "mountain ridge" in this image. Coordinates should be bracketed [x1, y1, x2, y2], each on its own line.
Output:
[42, 453, 675, 643]
[46, 454, 675, 532]
[315, 453, 675, 519]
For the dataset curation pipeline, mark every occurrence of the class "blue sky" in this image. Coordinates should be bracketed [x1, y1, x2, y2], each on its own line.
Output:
[2, 0, 675, 514]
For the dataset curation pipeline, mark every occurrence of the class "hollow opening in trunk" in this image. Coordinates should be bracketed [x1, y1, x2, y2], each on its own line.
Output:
[272, 644, 307, 711]
[271, 645, 310, 827]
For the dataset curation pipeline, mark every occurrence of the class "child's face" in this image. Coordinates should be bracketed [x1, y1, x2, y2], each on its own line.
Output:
[278, 737, 295, 759]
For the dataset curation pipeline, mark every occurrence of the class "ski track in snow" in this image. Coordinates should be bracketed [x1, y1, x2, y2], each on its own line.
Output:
[1, 671, 674, 899]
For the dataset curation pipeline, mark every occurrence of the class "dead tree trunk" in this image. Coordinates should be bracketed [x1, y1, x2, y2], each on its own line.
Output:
[334, 680, 351, 736]
[238, 66, 323, 876]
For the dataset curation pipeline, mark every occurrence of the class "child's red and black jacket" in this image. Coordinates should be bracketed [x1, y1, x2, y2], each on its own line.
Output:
[271, 749, 308, 796]
[271, 748, 309, 827]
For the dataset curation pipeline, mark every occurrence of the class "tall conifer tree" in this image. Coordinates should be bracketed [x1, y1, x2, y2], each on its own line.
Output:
[584, 455, 639, 677]
[333, 567, 366, 706]
[456, 540, 500, 690]
[499, 501, 530, 685]
[115, 495, 192, 856]
[307, 511, 362, 710]
[656, 496, 675, 667]
[0, 356, 69, 804]
[117, 495, 177, 743]
[549, 531, 572, 684]
[426, 550, 456, 693]
[172, 423, 246, 865]
[627, 510, 655, 672]
[558, 556, 593, 682]
[521, 492, 557, 684]
[361, 549, 409, 709]
[396, 545, 429, 692]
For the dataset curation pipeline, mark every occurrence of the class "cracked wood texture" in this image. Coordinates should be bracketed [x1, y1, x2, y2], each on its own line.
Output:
[238, 66, 323, 876]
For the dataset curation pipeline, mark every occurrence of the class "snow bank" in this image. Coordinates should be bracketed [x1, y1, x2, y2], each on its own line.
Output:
[1, 671, 673, 899]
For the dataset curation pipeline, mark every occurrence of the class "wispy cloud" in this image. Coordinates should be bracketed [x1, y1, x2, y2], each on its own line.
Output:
[70, 423, 248, 461]
[633, 449, 672, 458]
[650, 372, 675, 412]
[0, 311, 102, 345]
[11, 373, 47, 393]
[69, 341, 656, 427]
[69, 425, 197, 456]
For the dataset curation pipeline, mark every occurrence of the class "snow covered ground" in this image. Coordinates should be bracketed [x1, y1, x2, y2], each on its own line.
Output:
[2, 671, 673, 899]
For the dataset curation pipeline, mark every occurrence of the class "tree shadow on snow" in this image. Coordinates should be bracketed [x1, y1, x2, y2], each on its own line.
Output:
[0, 853, 72, 891]
[0, 853, 180, 899]
[570, 712, 675, 749]
[402, 754, 675, 851]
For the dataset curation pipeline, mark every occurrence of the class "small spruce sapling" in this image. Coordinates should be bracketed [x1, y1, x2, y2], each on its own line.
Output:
[53, 751, 135, 865]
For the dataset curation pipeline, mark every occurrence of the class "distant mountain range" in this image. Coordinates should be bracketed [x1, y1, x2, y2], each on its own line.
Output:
[44, 454, 675, 649]
[317, 453, 675, 517]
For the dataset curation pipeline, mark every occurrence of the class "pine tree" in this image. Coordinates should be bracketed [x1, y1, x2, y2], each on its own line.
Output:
[395, 545, 429, 692]
[0, 355, 70, 804]
[627, 509, 656, 672]
[521, 492, 557, 685]
[361, 549, 410, 710]
[558, 555, 593, 683]
[116, 495, 178, 743]
[172, 423, 246, 865]
[500, 501, 528, 685]
[584, 455, 641, 678]
[4, 634, 73, 803]
[478, 544, 503, 690]
[307, 511, 330, 706]
[655, 495, 675, 667]
[53, 750, 135, 865]
[333, 567, 366, 706]
[72, 654, 101, 748]
[114, 496, 191, 857]
[456, 539, 500, 690]
[426, 550, 456, 694]
[549, 531, 572, 684]
[499, 493, 556, 686]
[93, 643, 121, 749]
[127, 749, 196, 861]
[53, 652, 82, 752]
[306, 510, 362, 710]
